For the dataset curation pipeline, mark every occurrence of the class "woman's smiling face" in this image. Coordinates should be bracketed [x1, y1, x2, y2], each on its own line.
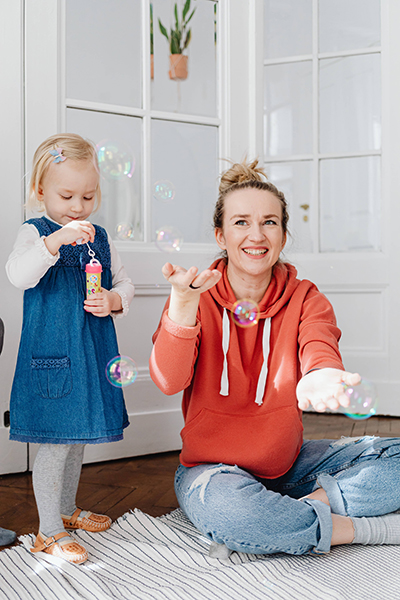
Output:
[215, 187, 286, 283]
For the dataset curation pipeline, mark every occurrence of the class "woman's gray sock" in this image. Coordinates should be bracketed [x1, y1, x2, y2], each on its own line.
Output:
[209, 541, 232, 559]
[351, 513, 400, 545]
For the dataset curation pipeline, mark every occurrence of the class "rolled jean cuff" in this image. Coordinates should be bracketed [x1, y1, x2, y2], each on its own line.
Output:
[317, 473, 347, 516]
[301, 497, 332, 554]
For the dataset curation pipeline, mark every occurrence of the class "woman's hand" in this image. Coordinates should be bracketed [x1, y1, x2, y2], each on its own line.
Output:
[84, 289, 122, 317]
[162, 263, 221, 295]
[162, 263, 222, 327]
[296, 367, 361, 412]
[44, 220, 96, 255]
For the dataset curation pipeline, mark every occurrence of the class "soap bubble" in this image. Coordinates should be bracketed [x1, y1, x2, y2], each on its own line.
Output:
[115, 222, 134, 240]
[155, 226, 184, 252]
[106, 355, 138, 388]
[342, 379, 378, 420]
[153, 180, 175, 202]
[97, 140, 135, 180]
[231, 298, 260, 327]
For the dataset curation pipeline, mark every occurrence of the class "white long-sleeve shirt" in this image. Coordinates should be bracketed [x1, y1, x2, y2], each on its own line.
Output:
[6, 217, 135, 317]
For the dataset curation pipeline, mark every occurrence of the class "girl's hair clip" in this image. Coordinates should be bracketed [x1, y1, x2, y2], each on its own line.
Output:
[49, 148, 66, 163]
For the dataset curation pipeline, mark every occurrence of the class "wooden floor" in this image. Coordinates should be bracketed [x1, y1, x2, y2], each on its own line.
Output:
[1, 412, 400, 550]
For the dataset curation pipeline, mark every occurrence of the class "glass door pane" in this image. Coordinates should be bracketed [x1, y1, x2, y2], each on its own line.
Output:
[319, 54, 381, 154]
[264, 0, 312, 59]
[264, 61, 313, 157]
[67, 109, 143, 241]
[320, 156, 381, 252]
[266, 161, 313, 253]
[151, 120, 218, 246]
[151, 0, 217, 116]
[66, 0, 142, 107]
[319, 0, 380, 53]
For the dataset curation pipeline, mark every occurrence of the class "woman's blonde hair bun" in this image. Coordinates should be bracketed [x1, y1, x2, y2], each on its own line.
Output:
[214, 157, 289, 235]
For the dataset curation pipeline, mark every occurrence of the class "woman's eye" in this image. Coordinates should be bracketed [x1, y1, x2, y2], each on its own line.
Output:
[235, 220, 247, 226]
[265, 219, 277, 226]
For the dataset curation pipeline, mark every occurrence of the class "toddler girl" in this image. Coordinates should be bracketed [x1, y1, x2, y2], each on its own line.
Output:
[6, 133, 135, 564]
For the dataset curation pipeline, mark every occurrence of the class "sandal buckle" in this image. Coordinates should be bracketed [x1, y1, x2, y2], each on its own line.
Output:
[43, 536, 56, 548]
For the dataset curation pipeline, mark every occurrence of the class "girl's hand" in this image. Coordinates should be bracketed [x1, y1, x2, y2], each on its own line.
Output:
[84, 289, 122, 317]
[44, 220, 96, 255]
[62, 220, 96, 246]
[162, 263, 222, 296]
[296, 367, 361, 412]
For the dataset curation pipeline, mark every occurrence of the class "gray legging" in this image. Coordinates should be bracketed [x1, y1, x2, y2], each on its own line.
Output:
[32, 443, 85, 538]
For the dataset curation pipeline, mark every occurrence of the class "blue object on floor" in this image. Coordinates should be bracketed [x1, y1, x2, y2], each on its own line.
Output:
[0, 527, 17, 547]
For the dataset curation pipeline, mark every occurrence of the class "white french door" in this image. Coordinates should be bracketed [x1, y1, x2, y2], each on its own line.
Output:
[263, 0, 400, 415]
[0, 0, 262, 473]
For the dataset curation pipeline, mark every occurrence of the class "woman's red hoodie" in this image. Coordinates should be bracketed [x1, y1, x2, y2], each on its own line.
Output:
[150, 259, 344, 479]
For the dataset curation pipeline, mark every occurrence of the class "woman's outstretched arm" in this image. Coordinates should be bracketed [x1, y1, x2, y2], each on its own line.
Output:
[149, 262, 221, 395]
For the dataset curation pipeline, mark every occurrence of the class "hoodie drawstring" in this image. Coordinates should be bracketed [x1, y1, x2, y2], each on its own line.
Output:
[255, 317, 271, 405]
[220, 308, 230, 396]
[220, 308, 271, 405]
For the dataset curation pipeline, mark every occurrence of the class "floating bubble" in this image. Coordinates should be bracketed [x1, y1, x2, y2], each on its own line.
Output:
[155, 226, 184, 253]
[342, 379, 378, 420]
[96, 140, 135, 180]
[115, 222, 134, 240]
[231, 298, 260, 328]
[153, 180, 176, 202]
[106, 355, 138, 388]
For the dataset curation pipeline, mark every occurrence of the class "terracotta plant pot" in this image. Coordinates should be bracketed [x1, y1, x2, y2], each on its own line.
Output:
[169, 54, 188, 81]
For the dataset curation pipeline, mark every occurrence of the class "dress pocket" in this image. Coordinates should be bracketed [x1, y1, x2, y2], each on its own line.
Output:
[30, 357, 72, 399]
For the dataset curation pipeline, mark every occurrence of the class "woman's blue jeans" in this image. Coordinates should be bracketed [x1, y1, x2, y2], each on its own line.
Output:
[174, 436, 400, 556]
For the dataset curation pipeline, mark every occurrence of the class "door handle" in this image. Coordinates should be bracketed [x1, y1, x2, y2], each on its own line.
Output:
[300, 204, 309, 222]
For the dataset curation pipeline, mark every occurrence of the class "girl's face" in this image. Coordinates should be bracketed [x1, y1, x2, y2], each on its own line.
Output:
[38, 159, 99, 225]
[215, 187, 286, 282]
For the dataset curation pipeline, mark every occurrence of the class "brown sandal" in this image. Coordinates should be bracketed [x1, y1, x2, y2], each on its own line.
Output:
[31, 531, 88, 564]
[61, 508, 111, 532]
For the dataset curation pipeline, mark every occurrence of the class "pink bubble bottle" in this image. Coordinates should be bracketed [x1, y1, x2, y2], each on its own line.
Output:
[85, 259, 102, 297]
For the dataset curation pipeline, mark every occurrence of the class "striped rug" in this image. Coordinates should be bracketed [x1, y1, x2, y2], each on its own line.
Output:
[0, 509, 399, 600]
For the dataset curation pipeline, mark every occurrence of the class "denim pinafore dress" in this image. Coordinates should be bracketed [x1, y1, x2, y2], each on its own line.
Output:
[9, 217, 129, 444]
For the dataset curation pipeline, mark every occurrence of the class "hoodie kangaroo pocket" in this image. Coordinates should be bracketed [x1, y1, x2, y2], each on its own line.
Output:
[181, 406, 303, 478]
[30, 357, 72, 399]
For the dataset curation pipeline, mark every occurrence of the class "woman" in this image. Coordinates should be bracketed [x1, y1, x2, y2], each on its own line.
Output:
[150, 159, 400, 557]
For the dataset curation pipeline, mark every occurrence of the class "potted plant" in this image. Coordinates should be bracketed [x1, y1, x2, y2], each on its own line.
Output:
[158, 0, 196, 81]
[150, 3, 154, 79]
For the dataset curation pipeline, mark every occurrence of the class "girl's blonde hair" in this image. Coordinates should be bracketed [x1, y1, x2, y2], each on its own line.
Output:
[27, 133, 101, 212]
[213, 158, 289, 234]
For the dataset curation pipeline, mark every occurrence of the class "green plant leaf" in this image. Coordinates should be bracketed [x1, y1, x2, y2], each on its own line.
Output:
[158, 19, 169, 41]
[185, 8, 196, 26]
[174, 3, 179, 32]
[150, 4, 154, 54]
[182, 0, 191, 20]
[183, 28, 192, 50]
[171, 30, 180, 54]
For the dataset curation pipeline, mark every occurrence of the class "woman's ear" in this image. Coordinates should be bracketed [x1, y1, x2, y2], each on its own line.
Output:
[281, 232, 287, 249]
[215, 228, 226, 251]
